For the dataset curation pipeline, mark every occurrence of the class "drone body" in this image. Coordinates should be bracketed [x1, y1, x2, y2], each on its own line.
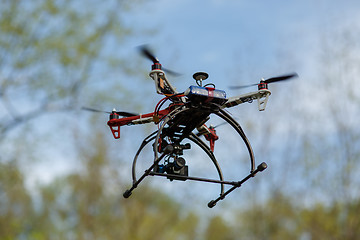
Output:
[102, 47, 297, 208]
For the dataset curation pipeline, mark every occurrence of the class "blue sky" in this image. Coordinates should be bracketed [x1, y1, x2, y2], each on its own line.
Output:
[123, 0, 360, 89]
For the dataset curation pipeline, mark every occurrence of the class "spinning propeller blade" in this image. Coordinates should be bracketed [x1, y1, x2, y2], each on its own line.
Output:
[229, 83, 258, 89]
[81, 107, 111, 114]
[138, 45, 182, 77]
[139, 45, 159, 64]
[161, 67, 182, 77]
[81, 107, 138, 117]
[229, 72, 298, 89]
[263, 73, 298, 84]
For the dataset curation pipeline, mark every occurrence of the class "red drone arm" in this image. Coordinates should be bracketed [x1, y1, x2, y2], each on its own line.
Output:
[107, 108, 171, 139]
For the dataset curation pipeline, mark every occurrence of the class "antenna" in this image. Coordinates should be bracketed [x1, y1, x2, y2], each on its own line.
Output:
[193, 72, 209, 87]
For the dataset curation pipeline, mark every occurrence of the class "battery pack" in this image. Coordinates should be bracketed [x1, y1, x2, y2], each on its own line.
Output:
[184, 86, 227, 105]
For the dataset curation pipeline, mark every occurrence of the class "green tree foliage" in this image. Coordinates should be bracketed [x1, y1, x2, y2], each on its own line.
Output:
[4, 157, 359, 240]
[232, 194, 360, 240]
[205, 216, 235, 240]
[0, 160, 34, 239]
[0, 133, 200, 239]
[299, 201, 360, 240]
[0, 0, 136, 136]
[234, 192, 299, 240]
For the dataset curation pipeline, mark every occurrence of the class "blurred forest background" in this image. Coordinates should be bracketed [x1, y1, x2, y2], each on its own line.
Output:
[1, 0, 360, 239]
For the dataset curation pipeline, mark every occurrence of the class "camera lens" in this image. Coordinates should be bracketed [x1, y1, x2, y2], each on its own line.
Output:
[174, 157, 186, 171]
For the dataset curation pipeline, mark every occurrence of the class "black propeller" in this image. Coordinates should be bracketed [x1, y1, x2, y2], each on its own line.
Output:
[139, 45, 159, 64]
[138, 45, 182, 77]
[81, 107, 138, 117]
[230, 73, 298, 89]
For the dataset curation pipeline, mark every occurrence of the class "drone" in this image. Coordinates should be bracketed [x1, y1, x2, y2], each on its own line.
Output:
[84, 46, 298, 208]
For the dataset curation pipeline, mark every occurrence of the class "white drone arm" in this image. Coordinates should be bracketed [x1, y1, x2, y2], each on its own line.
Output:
[223, 89, 271, 111]
[149, 69, 178, 95]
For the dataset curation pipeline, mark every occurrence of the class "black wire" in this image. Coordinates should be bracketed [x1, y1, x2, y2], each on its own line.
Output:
[156, 92, 185, 116]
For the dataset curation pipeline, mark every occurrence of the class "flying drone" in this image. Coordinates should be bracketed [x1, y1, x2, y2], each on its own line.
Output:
[85, 46, 298, 208]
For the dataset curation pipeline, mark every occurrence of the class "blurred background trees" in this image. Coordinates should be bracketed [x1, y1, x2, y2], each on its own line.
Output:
[1, 0, 359, 239]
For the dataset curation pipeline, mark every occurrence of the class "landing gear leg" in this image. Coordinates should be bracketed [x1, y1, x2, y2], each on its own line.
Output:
[123, 145, 174, 198]
[207, 162, 267, 208]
